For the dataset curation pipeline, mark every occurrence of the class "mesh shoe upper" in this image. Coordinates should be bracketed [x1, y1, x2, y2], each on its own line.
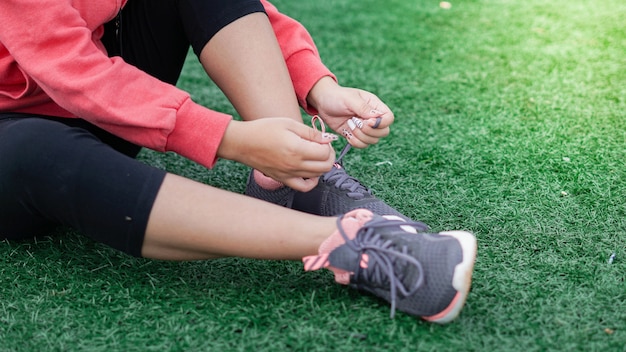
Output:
[245, 145, 423, 224]
[303, 209, 476, 323]
[291, 163, 411, 219]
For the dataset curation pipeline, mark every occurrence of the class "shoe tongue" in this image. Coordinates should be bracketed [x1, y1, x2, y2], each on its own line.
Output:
[329, 242, 421, 294]
[325, 163, 371, 199]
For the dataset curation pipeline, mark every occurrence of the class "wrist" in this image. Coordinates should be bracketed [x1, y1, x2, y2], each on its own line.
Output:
[216, 120, 242, 162]
[306, 76, 338, 111]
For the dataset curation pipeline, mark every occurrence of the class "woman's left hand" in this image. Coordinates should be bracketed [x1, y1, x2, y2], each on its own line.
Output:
[306, 76, 394, 148]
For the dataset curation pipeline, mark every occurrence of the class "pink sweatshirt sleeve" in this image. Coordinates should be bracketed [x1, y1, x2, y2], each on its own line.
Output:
[0, 0, 230, 169]
[262, 0, 337, 114]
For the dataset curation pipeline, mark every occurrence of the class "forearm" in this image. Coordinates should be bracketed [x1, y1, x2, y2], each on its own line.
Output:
[261, 0, 337, 113]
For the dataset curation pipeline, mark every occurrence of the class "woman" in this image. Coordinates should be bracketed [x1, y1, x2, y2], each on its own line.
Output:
[0, 0, 476, 322]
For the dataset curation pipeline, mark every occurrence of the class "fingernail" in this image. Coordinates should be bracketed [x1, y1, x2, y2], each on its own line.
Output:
[371, 117, 382, 129]
[347, 119, 356, 130]
[370, 109, 383, 115]
[322, 132, 339, 141]
[351, 117, 364, 129]
[342, 128, 353, 140]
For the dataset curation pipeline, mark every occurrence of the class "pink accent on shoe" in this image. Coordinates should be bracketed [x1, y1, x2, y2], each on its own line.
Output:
[252, 170, 284, 191]
[318, 209, 373, 254]
[302, 209, 374, 285]
[360, 254, 369, 269]
[303, 254, 330, 271]
[331, 270, 351, 284]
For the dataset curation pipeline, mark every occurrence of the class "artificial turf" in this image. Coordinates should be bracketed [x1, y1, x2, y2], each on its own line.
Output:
[1, 0, 625, 350]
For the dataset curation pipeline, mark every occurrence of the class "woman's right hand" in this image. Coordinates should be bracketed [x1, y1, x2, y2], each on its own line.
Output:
[217, 118, 338, 192]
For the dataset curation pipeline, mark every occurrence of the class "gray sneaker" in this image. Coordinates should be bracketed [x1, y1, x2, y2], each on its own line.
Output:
[245, 145, 422, 224]
[303, 209, 477, 323]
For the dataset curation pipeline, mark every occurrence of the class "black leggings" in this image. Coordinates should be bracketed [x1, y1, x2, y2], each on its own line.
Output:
[0, 0, 266, 256]
[102, 0, 265, 85]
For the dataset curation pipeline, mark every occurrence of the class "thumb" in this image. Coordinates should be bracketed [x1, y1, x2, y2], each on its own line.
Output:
[357, 105, 384, 120]
[284, 176, 320, 192]
[292, 123, 339, 145]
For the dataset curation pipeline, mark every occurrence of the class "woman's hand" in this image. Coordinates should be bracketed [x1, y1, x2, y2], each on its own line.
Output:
[217, 118, 337, 192]
[306, 76, 394, 148]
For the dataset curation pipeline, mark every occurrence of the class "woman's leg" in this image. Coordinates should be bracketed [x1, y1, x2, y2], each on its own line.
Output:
[198, 12, 302, 120]
[0, 115, 335, 260]
[0, 116, 162, 255]
[98, 1, 334, 260]
[110, 0, 296, 119]
[141, 173, 335, 260]
[141, 173, 477, 324]
[0, 116, 475, 322]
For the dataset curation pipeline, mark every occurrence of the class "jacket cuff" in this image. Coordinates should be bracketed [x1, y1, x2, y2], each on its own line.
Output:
[165, 98, 232, 169]
[286, 50, 337, 115]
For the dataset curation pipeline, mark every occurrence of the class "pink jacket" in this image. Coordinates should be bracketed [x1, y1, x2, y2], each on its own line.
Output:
[0, 0, 335, 168]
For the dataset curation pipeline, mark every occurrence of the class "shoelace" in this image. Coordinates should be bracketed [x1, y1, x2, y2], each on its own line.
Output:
[336, 215, 426, 318]
[312, 116, 372, 200]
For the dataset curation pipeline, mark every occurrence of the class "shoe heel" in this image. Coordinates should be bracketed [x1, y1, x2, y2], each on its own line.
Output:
[423, 231, 477, 324]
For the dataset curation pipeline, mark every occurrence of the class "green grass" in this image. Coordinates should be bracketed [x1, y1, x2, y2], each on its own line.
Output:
[2, 0, 626, 350]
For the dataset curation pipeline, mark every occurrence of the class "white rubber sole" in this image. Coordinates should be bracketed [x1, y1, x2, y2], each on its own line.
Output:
[423, 230, 477, 324]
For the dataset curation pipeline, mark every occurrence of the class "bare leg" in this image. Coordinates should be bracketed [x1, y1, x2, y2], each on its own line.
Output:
[142, 13, 335, 259]
[141, 173, 336, 260]
[200, 12, 302, 121]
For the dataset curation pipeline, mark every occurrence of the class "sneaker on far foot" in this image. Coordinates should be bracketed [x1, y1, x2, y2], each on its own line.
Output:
[303, 209, 477, 323]
[245, 145, 425, 226]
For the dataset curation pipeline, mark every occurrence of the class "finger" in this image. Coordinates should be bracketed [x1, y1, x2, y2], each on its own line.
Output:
[343, 119, 388, 147]
[278, 160, 334, 179]
[347, 125, 379, 145]
[371, 116, 383, 129]
[350, 104, 394, 131]
[298, 155, 336, 175]
[360, 101, 394, 129]
[283, 177, 320, 192]
[291, 122, 339, 145]
[349, 93, 393, 125]
[294, 138, 337, 164]
[361, 124, 390, 138]
[348, 138, 370, 149]
[298, 143, 336, 173]
[341, 127, 369, 148]
[348, 116, 389, 138]
[350, 94, 385, 120]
